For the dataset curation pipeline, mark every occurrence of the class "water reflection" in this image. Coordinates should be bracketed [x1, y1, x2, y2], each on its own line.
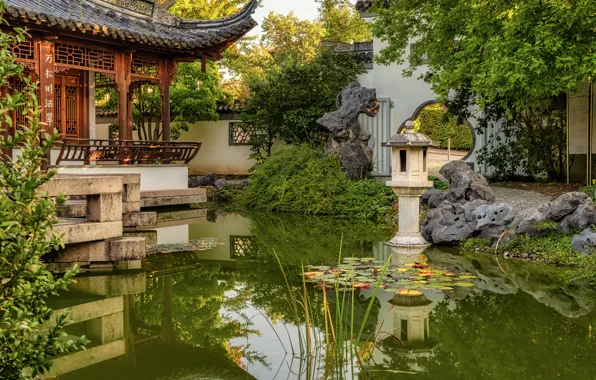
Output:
[46, 211, 596, 379]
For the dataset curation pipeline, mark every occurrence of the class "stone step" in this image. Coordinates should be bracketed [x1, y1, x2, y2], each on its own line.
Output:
[141, 188, 207, 208]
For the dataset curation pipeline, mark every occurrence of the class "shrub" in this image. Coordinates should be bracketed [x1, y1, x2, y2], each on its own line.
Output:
[413, 104, 473, 151]
[235, 145, 396, 219]
[0, 17, 87, 378]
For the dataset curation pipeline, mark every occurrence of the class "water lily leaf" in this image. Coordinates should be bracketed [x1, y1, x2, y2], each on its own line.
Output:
[453, 282, 475, 287]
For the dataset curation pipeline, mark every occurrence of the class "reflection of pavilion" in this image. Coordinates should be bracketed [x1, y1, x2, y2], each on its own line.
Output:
[45, 254, 254, 379]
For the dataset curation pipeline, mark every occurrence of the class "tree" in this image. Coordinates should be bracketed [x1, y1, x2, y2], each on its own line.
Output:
[169, 0, 250, 20]
[240, 49, 366, 161]
[260, 12, 325, 61]
[316, 0, 372, 43]
[370, 0, 596, 112]
[0, 17, 87, 379]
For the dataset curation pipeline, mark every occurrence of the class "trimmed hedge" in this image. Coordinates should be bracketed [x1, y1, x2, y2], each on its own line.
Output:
[413, 104, 473, 151]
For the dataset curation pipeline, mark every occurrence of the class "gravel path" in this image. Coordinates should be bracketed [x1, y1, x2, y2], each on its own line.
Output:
[492, 187, 552, 219]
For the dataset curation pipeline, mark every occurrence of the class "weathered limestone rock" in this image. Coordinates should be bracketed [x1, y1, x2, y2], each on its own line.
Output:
[517, 192, 594, 236]
[317, 82, 379, 180]
[108, 237, 146, 261]
[214, 178, 250, 190]
[474, 203, 516, 239]
[421, 187, 442, 204]
[438, 161, 495, 205]
[422, 200, 515, 245]
[572, 228, 596, 254]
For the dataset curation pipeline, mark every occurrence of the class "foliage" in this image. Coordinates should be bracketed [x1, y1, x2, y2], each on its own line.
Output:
[429, 175, 449, 191]
[240, 50, 365, 161]
[474, 106, 567, 182]
[580, 183, 596, 201]
[260, 12, 325, 61]
[413, 104, 473, 151]
[168, 0, 251, 20]
[245, 211, 393, 266]
[370, 0, 596, 114]
[316, 0, 371, 43]
[235, 145, 395, 219]
[0, 18, 87, 378]
[462, 232, 596, 284]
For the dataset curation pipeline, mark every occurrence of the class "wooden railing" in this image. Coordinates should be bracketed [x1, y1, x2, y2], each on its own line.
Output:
[56, 139, 202, 165]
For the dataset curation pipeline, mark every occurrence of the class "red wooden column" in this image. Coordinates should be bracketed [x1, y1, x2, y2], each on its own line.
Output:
[38, 41, 55, 136]
[160, 59, 176, 141]
[115, 52, 132, 141]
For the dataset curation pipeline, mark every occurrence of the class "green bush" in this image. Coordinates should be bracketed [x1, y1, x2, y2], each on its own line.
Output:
[413, 104, 473, 150]
[235, 145, 396, 219]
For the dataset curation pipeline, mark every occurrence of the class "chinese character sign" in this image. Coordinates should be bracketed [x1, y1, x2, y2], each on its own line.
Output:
[39, 42, 55, 133]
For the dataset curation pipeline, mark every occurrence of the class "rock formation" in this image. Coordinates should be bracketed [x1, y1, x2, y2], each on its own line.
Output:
[426, 161, 495, 207]
[516, 192, 594, 236]
[317, 82, 379, 180]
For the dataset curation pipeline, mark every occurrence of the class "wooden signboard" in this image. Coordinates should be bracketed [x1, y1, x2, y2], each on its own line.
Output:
[38, 41, 55, 135]
[568, 81, 589, 155]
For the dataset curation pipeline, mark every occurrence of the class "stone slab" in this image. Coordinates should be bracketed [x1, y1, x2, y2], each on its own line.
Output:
[42, 176, 122, 197]
[47, 339, 125, 377]
[123, 201, 142, 213]
[141, 194, 207, 208]
[89, 312, 124, 345]
[157, 208, 208, 223]
[141, 188, 206, 198]
[123, 211, 157, 227]
[55, 220, 122, 245]
[123, 230, 157, 245]
[68, 272, 146, 296]
[53, 296, 123, 324]
[109, 237, 146, 261]
[87, 193, 122, 222]
[58, 200, 86, 218]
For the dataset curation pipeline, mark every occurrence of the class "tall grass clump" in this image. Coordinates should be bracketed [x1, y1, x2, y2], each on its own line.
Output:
[273, 243, 396, 379]
[236, 145, 395, 220]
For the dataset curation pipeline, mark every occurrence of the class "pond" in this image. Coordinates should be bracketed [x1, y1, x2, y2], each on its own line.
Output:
[46, 210, 596, 379]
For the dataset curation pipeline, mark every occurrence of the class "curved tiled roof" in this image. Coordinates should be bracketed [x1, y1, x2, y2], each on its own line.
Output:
[2, 0, 258, 55]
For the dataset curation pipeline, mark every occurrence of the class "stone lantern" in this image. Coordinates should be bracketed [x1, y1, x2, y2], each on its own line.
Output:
[385, 121, 434, 252]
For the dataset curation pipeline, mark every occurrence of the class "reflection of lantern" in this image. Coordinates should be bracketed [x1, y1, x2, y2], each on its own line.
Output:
[384, 121, 434, 252]
[386, 293, 440, 373]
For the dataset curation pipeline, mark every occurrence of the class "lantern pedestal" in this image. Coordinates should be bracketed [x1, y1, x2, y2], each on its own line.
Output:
[386, 190, 431, 253]
[383, 120, 435, 254]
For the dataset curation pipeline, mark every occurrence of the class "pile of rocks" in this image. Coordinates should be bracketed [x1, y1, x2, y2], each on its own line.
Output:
[422, 161, 596, 254]
[189, 173, 250, 190]
[421, 161, 514, 245]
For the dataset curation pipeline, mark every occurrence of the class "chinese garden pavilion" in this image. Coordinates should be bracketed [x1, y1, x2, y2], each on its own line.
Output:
[2, 0, 257, 145]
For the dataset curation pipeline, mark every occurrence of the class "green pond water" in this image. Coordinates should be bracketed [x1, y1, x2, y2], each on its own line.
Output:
[47, 211, 596, 380]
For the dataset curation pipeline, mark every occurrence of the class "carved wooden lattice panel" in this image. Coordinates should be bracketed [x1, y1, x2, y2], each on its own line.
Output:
[55, 43, 115, 72]
[132, 56, 158, 78]
[10, 78, 39, 132]
[104, 0, 154, 16]
[10, 40, 34, 61]
[229, 122, 254, 146]
[65, 85, 78, 136]
[230, 236, 259, 259]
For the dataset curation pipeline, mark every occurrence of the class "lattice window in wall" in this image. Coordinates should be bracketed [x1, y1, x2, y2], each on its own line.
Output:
[132, 56, 159, 78]
[103, 0, 154, 16]
[229, 122, 255, 146]
[55, 76, 80, 138]
[230, 236, 259, 259]
[55, 43, 115, 72]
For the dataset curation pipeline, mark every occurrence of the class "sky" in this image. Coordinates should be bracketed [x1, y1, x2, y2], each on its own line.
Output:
[248, 0, 319, 36]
